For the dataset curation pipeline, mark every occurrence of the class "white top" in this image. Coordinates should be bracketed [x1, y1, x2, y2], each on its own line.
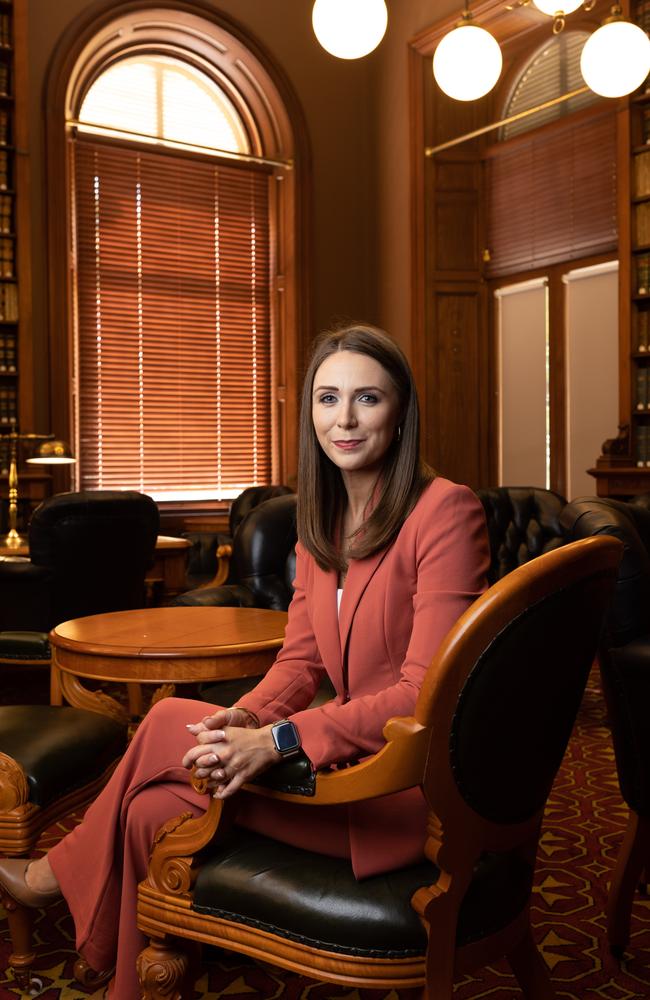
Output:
[337, 588, 343, 614]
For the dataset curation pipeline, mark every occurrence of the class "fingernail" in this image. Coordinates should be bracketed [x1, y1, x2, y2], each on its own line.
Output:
[208, 754, 218, 764]
[214, 730, 225, 739]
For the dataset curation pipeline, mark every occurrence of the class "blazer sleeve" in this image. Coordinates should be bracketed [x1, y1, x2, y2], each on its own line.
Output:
[235, 543, 326, 722]
[288, 484, 490, 770]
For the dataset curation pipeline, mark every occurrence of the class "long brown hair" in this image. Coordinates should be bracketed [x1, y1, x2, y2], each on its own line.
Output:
[297, 324, 434, 571]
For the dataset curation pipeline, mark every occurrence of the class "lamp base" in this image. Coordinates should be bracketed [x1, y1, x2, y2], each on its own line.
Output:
[3, 528, 26, 549]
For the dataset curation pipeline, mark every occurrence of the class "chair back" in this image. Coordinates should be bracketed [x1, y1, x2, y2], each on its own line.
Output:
[561, 496, 650, 816]
[29, 490, 159, 625]
[561, 496, 650, 647]
[476, 486, 566, 584]
[415, 537, 620, 877]
[229, 485, 293, 538]
[230, 493, 297, 611]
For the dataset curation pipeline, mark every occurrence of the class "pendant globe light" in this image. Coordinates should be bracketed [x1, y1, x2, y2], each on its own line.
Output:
[312, 0, 388, 60]
[532, 0, 583, 13]
[433, 2, 503, 101]
[580, 3, 650, 97]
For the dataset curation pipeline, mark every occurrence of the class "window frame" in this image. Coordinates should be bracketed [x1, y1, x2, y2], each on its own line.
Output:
[45, 0, 311, 514]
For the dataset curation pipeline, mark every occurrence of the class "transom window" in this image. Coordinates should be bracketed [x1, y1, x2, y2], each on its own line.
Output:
[78, 54, 250, 156]
[501, 31, 599, 140]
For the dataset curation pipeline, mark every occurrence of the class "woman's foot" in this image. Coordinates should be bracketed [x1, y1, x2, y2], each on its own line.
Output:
[0, 856, 62, 907]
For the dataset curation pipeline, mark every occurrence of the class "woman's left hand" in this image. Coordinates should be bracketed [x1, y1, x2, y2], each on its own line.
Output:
[182, 723, 281, 798]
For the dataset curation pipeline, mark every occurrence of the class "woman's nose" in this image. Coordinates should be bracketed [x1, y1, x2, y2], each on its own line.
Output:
[337, 402, 357, 428]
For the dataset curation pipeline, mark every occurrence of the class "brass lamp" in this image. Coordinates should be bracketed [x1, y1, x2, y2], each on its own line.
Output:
[1, 428, 75, 549]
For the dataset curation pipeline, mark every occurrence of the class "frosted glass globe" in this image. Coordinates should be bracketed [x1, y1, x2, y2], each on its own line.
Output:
[312, 0, 388, 60]
[532, 0, 583, 16]
[433, 23, 503, 101]
[580, 18, 650, 97]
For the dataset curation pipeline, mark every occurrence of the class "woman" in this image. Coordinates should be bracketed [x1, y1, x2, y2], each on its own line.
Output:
[0, 324, 490, 998]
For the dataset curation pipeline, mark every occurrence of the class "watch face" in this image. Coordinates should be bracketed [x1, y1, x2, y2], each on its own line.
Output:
[273, 721, 300, 753]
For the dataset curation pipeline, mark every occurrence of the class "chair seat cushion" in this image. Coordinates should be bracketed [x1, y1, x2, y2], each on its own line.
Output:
[0, 705, 127, 808]
[0, 631, 50, 660]
[192, 830, 532, 958]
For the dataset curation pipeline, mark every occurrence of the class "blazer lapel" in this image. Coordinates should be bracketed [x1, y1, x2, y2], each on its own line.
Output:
[310, 559, 343, 682]
[338, 546, 391, 661]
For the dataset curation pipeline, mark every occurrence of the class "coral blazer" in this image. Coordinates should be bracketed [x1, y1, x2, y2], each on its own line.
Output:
[238, 476, 490, 878]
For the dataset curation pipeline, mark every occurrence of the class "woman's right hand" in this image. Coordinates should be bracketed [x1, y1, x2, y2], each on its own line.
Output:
[186, 707, 257, 742]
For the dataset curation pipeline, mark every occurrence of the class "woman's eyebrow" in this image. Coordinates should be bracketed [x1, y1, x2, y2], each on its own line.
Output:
[312, 384, 384, 394]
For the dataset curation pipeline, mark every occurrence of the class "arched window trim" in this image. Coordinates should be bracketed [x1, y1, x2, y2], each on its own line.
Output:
[45, 0, 311, 507]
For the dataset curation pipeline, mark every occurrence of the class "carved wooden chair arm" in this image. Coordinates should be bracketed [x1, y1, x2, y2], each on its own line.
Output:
[196, 543, 232, 590]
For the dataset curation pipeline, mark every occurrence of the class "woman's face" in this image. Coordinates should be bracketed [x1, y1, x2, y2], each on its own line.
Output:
[311, 350, 401, 479]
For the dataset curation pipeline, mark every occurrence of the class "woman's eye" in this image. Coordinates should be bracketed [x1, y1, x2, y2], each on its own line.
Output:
[359, 393, 378, 404]
[319, 393, 337, 404]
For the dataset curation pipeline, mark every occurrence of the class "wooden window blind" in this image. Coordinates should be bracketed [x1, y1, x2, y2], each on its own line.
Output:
[71, 139, 272, 500]
[485, 109, 617, 277]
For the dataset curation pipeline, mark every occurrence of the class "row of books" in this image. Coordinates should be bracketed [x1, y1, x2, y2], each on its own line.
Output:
[637, 203, 650, 247]
[0, 64, 11, 99]
[0, 282, 17, 322]
[635, 152, 650, 199]
[0, 15, 12, 50]
[0, 444, 10, 477]
[0, 385, 16, 426]
[636, 307, 650, 351]
[0, 150, 11, 191]
[637, 424, 650, 467]
[636, 365, 650, 409]
[0, 194, 12, 235]
[640, 108, 650, 147]
[0, 110, 12, 148]
[637, 254, 650, 294]
[0, 331, 16, 372]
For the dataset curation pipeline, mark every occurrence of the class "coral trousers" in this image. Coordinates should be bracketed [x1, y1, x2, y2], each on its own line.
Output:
[48, 697, 351, 1000]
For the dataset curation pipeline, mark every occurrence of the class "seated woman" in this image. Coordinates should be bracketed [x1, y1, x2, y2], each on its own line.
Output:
[0, 324, 490, 999]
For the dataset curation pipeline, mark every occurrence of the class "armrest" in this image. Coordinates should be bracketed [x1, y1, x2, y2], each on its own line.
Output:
[246, 715, 429, 806]
[196, 543, 232, 590]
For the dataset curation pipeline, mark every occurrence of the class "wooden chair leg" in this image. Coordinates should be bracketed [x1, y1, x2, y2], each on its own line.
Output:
[1, 895, 36, 993]
[507, 925, 556, 1000]
[607, 810, 650, 957]
[137, 935, 193, 1000]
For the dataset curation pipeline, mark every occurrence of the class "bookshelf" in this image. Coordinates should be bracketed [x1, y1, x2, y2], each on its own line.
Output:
[0, 0, 46, 527]
[590, 0, 650, 496]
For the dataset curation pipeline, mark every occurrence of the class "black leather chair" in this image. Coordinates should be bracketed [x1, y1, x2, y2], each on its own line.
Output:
[0, 489, 159, 700]
[183, 485, 293, 590]
[560, 495, 650, 957]
[476, 486, 567, 584]
[173, 493, 297, 613]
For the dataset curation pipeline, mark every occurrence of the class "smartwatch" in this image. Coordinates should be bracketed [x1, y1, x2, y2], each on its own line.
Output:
[271, 720, 302, 758]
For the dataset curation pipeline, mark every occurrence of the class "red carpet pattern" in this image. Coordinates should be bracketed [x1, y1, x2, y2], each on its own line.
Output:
[1, 672, 650, 998]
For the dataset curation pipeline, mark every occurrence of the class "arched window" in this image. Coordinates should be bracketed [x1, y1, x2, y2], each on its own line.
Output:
[500, 31, 599, 140]
[46, 4, 309, 503]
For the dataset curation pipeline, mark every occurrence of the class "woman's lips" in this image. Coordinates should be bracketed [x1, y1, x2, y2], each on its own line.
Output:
[333, 439, 364, 450]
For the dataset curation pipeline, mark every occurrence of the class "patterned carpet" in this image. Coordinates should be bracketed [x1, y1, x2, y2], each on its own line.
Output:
[0, 669, 649, 998]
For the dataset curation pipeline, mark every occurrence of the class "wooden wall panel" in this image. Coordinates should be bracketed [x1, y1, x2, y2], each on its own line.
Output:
[427, 289, 485, 487]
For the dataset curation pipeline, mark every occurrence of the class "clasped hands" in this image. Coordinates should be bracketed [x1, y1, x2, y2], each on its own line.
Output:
[182, 707, 281, 799]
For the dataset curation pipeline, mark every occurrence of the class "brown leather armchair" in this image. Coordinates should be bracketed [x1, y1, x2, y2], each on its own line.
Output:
[136, 536, 620, 999]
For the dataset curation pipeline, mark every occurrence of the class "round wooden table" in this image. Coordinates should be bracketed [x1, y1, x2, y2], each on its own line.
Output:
[50, 606, 287, 723]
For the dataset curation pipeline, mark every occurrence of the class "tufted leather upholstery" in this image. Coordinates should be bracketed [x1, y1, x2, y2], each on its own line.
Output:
[0, 490, 159, 633]
[183, 485, 293, 589]
[173, 493, 297, 612]
[476, 486, 567, 585]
